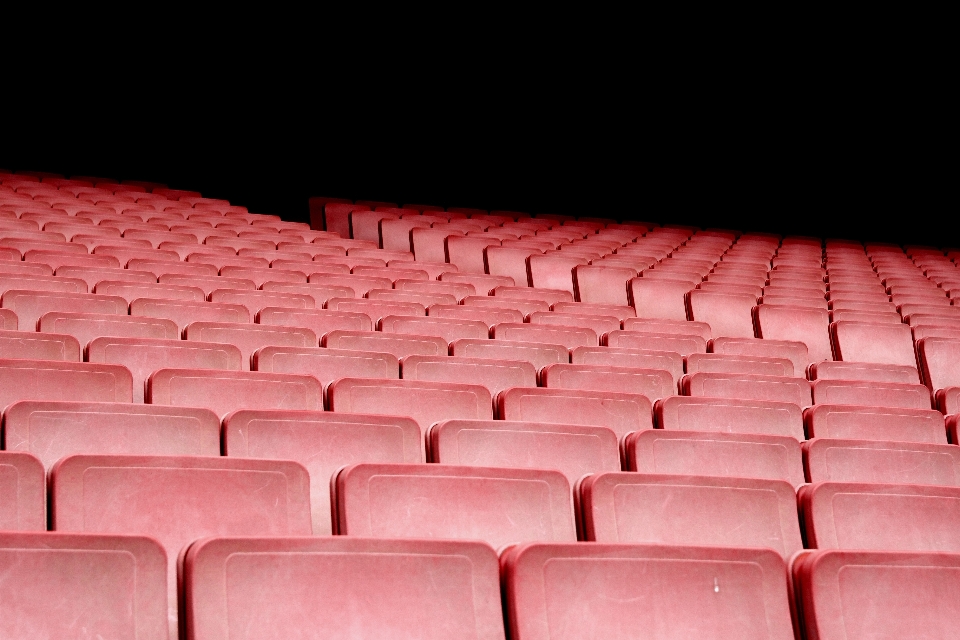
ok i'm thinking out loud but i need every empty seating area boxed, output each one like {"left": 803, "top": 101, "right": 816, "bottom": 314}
{"left": 3, "top": 168, "right": 960, "bottom": 636}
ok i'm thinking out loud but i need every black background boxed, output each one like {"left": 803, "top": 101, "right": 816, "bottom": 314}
{"left": 2, "top": 54, "right": 951, "bottom": 248}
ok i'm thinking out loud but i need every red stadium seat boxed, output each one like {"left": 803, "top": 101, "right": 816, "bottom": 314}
{"left": 379, "top": 315, "right": 488, "bottom": 343}
{"left": 485, "top": 246, "right": 533, "bottom": 285}
{"left": 335, "top": 463, "right": 575, "bottom": 549}
{"left": 328, "top": 378, "right": 492, "bottom": 438}
{"left": 801, "top": 482, "right": 960, "bottom": 551}
{"left": 93, "top": 280, "right": 205, "bottom": 305}
{"left": 257, "top": 306, "right": 371, "bottom": 336}
{"left": 254, "top": 345, "right": 398, "bottom": 390}
{"left": 494, "top": 285, "right": 573, "bottom": 305}
{"left": 450, "top": 338, "right": 568, "bottom": 372}
{"left": 147, "top": 369, "right": 322, "bottom": 418}
{"left": 685, "top": 352, "right": 796, "bottom": 377}
{"left": 622, "top": 317, "right": 712, "bottom": 340}
{"left": 183, "top": 537, "right": 504, "bottom": 640}
{"left": 223, "top": 410, "right": 422, "bottom": 534}
{"left": 368, "top": 287, "right": 458, "bottom": 307}
{"left": 803, "top": 438, "right": 960, "bottom": 485}
{"left": 325, "top": 298, "right": 425, "bottom": 323}
{"left": 38, "top": 312, "right": 179, "bottom": 348}
{"left": 604, "top": 330, "right": 707, "bottom": 356}
{"left": 493, "top": 322, "right": 598, "bottom": 349}
{"left": 259, "top": 281, "right": 355, "bottom": 306}
{"left": 656, "top": 395, "right": 805, "bottom": 439}
{"left": 811, "top": 379, "right": 932, "bottom": 409}
{"left": 324, "top": 330, "right": 447, "bottom": 359}
{"left": 794, "top": 549, "right": 960, "bottom": 640}
{"left": 0, "top": 359, "right": 132, "bottom": 410}
{"left": 687, "top": 290, "right": 758, "bottom": 338}
{"left": 0, "top": 273, "right": 87, "bottom": 296}
{"left": 1, "top": 290, "right": 127, "bottom": 330}
{"left": 427, "top": 303, "right": 523, "bottom": 328}
{"left": 402, "top": 355, "right": 537, "bottom": 397}
{"left": 462, "top": 294, "right": 550, "bottom": 317}
{"left": 504, "top": 543, "right": 794, "bottom": 640}
{"left": 0, "top": 452, "right": 45, "bottom": 530}
{"left": 808, "top": 360, "right": 919, "bottom": 384}
{"left": 4, "top": 400, "right": 219, "bottom": 471}
{"left": 0, "top": 329, "right": 80, "bottom": 361}
{"left": 754, "top": 304, "right": 833, "bottom": 364}
{"left": 439, "top": 271, "right": 514, "bottom": 294}
{"left": 580, "top": 473, "right": 803, "bottom": 557}
{"left": 571, "top": 346, "right": 683, "bottom": 387}
{"left": 831, "top": 320, "right": 918, "bottom": 369}
{"left": 183, "top": 321, "right": 316, "bottom": 370}
{"left": 0, "top": 532, "right": 167, "bottom": 639}
{"left": 625, "top": 430, "right": 804, "bottom": 487}
{"left": 682, "top": 371, "right": 811, "bottom": 406}
{"left": 51, "top": 454, "right": 312, "bottom": 637}
{"left": 527, "top": 254, "right": 585, "bottom": 294}
{"left": 498, "top": 387, "right": 653, "bottom": 442}
{"left": 541, "top": 363, "right": 674, "bottom": 400}
{"left": 527, "top": 311, "right": 620, "bottom": 337}
{"left": 805, "top": 404, "right": 946, "bottom": 443}
{"left": 130, "top": 298, "right": 250, "bottom": 332}
{"left": 572, "top": 264, "right": 634, "bottom": 305}
{"left": 708, "top": 336, "right": 809, "bottom": 375}
{"left": 429, "top": 420, "right": 620, "bottom": 488}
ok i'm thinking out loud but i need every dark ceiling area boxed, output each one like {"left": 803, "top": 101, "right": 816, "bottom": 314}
{"left": 1, "top": 100, "right": 950, "bottom": 248}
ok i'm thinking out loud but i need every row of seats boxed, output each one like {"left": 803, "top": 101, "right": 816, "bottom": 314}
{"left": 11, "top": 529, "right": 948, "bottom": 639}
{"left": 6, "top": 171, "right": 960, "bottom": 637}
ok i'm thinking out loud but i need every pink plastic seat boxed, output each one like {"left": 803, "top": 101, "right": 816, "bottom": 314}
{"left": 462, "top": 295, "right": 550, "bottom": 317}
{"left": 402, "top": 355, "right": 537, "bottom": 397}
{"left": 685, "top": 352, "right": 796, "bottom": 377}
{"left": 811, "top": 379, "right": 932, "bottom": 409}
{"left": 655, "top": 395, "right": 805, "bottom": 439}
{"left": 604, "top": 330, "right": 706, "bottom": 356}
{"left": 709, "top": 336, "right": 810, "bottom": 375}
{"left": 504, "top": 543, "right": 794, "bottom": 640}
{"left": 0, "top": 532, "right": 168, "bottom": 639}
{"left": 223, "top": 410, "right": 422, "bottom": 534}
{"left": 682, "top": 371, "right": 812, "bottom": 406}
{"left": 831, "top": 320, "right": 918, "bottom": 369}
{"left": 0, "top": 452, "right": 45, "bottom": 530}
{"left": 621, "top": 317, "right": 711, "bottom": 340}
{"left": 147, "top": 369, "right": 322, "bottom": 418}
{"left": 379, "top": 315, "right": 488, "bottom": 343}
{"left": 253, "top": 345, "right": 398, "bottom": 390}
{"left": 580, "top": 472, "right": 803, "bottom": 557}
{"left": 808, "top": 360, "right": 919, "bottom": 384}
{"left": 541, "top": 363, "right": 674, "bottom": 400}
{"left": 572, "top": 264, "right": 634, "bottom": 305}
{"left": 0, "top": 359, "right": 132, "bottom": 410}
{"left": 38, "top": 312, "right": 179, "bottom": 348}
{"left": 4, "top": 400, "right": 220, "bottom": 470}
{"left": 494, "top": 285, "right": 573, "bottom": 305}
{"left": 801, "top": 482, "right": 960, "bottom": 552}
{"left": 130, "top": 297, "right": 250, "bottom": 331}
{"left": 335, "top": 463, "right": 575, "bottom": 549}
{"left": 625, "top": 430, "right": 804, "bottom": 487}
{"left": 0, "top": 329, "right": 80, "bottom": 361}
{"left": 493, "top": 322, "right": 597, "bottom": 349}
{"left": 527, "top": 311, "right": 620, "bottom": 338}
{"left": 427, "top": 303, "right": 523, "bottom": 328}
{"left": 429, "top": 419, "right": 619, "bottom": 486}
{"left": 328, "top": 378, "right": 492, "bottom": 439}
{"left": 570, "top": 346, "right": 683, "bottom": 387}
{"left": 450, "top": 338, "right": 568, "bottom": 372}
{"left": 325, "top": 297, "right": 425, "bottom": 323}
{"left": 687, "top": 290, "right": 758, "bottom": 338}
{"left": 93, "top": 280, "right": 205, "bottom": 304}
{"left": 183, "top": 321, "right": 315, "bottom": 370}
{"left": 439, "top": 271, "right": 514, "bottom": 294}
{"left": 1, "top": 290, "right": 127, "bottom": 330}
{"left": 182, "top": 536, "right": 504, "bottom": 640}
{"left": 794, "top": 549, "right": 960, "bottom": 640}
{"left": 51, "top": 454, "right": 312, "bottom": 638}
{"left": 803, "top": 438, "right": 960, "bottom": 485}
{"left": 208, "top": 288, "right": 314, "bottom": 317}
{"left": 804, "top": 404, "right": 946, "bottom": 443}
{"left": 323, "top": 330, "right": 446, "bottom": 359}
{"left": 498, "top": 387, "right": 653, "bottom": 442}
{"left": 754, "top": 304, "right": 832, "bottom": 364}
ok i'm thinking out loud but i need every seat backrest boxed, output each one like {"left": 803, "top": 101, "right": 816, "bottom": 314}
{"left": 0, "top": 532, "right": 168, "bottom": 640}
{"left": 493, "top": 322, "right": 598, "bottom": 349}
{"left": 682, "top": 371, "right": 812, "bottom": 406}
{"left": 335, "top": 463, "right": 575, "bottom": 550}
{"left": 0, "top": 359, "right": 132, "bottom": 410}
{"left": 541, "top": 363, "right": 675, "bottom": 400}
{"left": 918, "top": 337, "right": 960, "bottom": 392}
{"left": 498, "top": 387, "right": 653, "bottom": 442}
{"left": 811, "top": 379, "right": 932, "bottom": 410}
{"left": 0, "top": 452, "right": 45, "bottom": 531}
{"left": 708, "top": 336, "right": 809, "bottom": 376}
{"left": 379, "top": 315, "right": 488, "bottom": 343}
{"left": 804, "top": 404, "right": 946, "bottom": 443}
{"left": 130, "top": 298, "right": 250, "bottom": 332}
{"left": 580, "top": 472, "right": 803, "bottom": 558}
{"left": 0, "top": 329, "right": 80, "bottom": 361}
{"left": 794, "top": 549, "right": 960, "bottom": 640}
{"left": 223, "top": 409, "right": 422, "bottom": 535}
{"left": 808, "top": 361, "right": 921, "bottom": 384}
{"left": 2, "top": 290, "right": 127, "bottom": 330}
{"left": 687, "top": 290, "right": 758, "bottom": 339}
{"left": 803, "top": 438, "right": 960, "bottom": 485}
{"left": 802, "top": 482, "right": 960, "bottom": 552}
{"left": 328, "top": 378, "right": 493, "bottom": 439}
{"left": 4, "top": 401, "right": 220, "bottom": 471}
{"left": 147, "top": 369, "right": 322, "bottom": 418}
{"left": 831, "top": 320, "right": 917, "bottom": 367}
{"left": 51, "top": 454, "right": 312, "bottom": 638}
{"left": 183, "top": 536, "right": 505, "bottom": 640}
{"left": 450, "top": 339, "right": 568, "bottom": 372}
{"left": 402, "top": 355, "right": 537, "bottom": 398}
{"left": 754, "top": 304, "right": 833, "bottom": 363}
{"left": 253, "top": 345, "right": 398, "bottom": 390}
{"left": 625, "top": 430, "right": 804, "bottom": 487}
{"left": 429, "top": 419, "right": 620, "bottom": 487}
{"left": 183, "top": 321, "right": 316, "bottom": 370}
{"left": 323, "top": 330, "right": 446, "bottom": 359}
{"left": 656, "top": 395, "right": 805, "bottom": 439}
{"left": 685, "top": 352, "right": 796, "bottom": 377}
{"left": 504, "top": 542, "right": 794, "bottom": 640}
